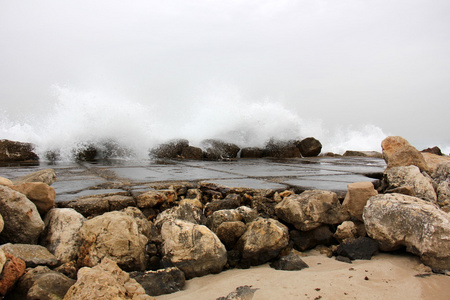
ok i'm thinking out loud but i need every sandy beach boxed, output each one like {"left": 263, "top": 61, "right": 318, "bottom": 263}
{"left": 155, "top": 251, "right": 450, "bottom": 300}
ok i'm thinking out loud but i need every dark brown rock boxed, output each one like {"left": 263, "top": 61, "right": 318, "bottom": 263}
{"left": 150, "top": 139, "right": 189, "bottom": 159}
{"left": 201, "top": 139, "right": 240, "bottom": 160}
{"left": 422, "top": 146, "right": 442, "bottom": 156}
{"left": 263, "top": 139, "right": 300, "bottom": 158}
{"left": 130, "top": 267, "right": 185, "bottom": 296}
{"left": 204, "top": 194, "right": 241, "bottom": 217}
{"left": 296, "top": 137, "right": 322, "bottom": 157}
{"left": 240, "top": 147, "right": 263, "bottom": 158}
{"left": 336, "top": 237, "right": 379, "bottom": 260}
{"left": 216, "top": 221, "right": 247, "bottom": 250}
{"left": 270, "top": 250, "right": 309, "bottom": 271}
{"left": 181, "top": 146, "right": 203, "bottom": 160}
{"left": 0, "top": 139, "right": 39, "bottom": 162}
{"left": 290, "top": 226, "right": 335, "bottom": 251}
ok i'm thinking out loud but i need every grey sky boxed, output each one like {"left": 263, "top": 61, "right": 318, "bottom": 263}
{"left": 1, "top": 0, "right": 449, "bottom": 150}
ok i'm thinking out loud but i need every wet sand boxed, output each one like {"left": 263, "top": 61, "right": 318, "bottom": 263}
{"left": 155, "top": 252, "right": 450, "bottom": 300}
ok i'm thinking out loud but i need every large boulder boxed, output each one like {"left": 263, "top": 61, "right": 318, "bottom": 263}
{"left": 0, "top": 139, "right": 39, "bottom": 162}
{"left": 63, "top": 258, "right": 153, "bottom": 300}
{"left": 130, "top": 267, "right": 185, "bottom": 296}
{"left": 363, "top": 193, "right": 450, "bottom": 271}
{"left": 384, "top": 165, "right": 437, "bottom": 202}
{"left": 180, "top": 146, "right": 203, "bottom": 160}
{"left": 342, "top": 182, "right": 378, "bottom": 221}
{"left": 0, "top": 253, "right": 26, "bottom": 296}
{"left": 381, "top": 136, "right": 428, "bottom": 172}
{"left": 154, "top": 203, "right": 204, "bottom": 229}
{"left": 62, "top": 194, "right": 134, "bottom": 218}
{"left": 240, "top": 147, "right": 264, "bottom": 158}
{"left": 275, "top": 190, "right": 349, "bottom": 231}
{"left": 336, "top": 237, "right": 379, "bottom": 260}
{"left": 150, "top": 139, "right": 189, "bottom": 159}
{"left": 160, "top": 219, "right": 227, "bottom": 279}
{"left": 263, "top": 139, "right": 301, "bottom": 158}
{"left": 0, "top": 243, "right": 59, "bottom": 268}
{"left": 236, "top": 218, "right": 289, "bottom": 266}
{"left": 216, "top": 221, "right": 247, "bottom": 250}
{"left": 295, "top": 137, "right": 322, "bottom": 157}
{"left": 201, "top": 139, "right": 240, "bottom": 160}
{"left": 12, "top": 168, "right": 57, "bottom": 186}
{"left": 40, "top": 208, "right": 86, "bottom": 263}
{"left": 206, "top": 209, "right": 243, "bottom": 233}
{"left": 0, "top": 185, "right": 45, "bottom": 244}
{"left": 77, "top": 211, "right": 148, "bottom": 272}
{"left": 12, "top": 182, "right": 56, "bottom": 215}
{"left": 290, "top": 225, "right": 335, "bottom": 251}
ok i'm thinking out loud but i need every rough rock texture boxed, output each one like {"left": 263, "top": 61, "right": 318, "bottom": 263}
{"left": 201, "top": 139, "right": 240, "bottom": 160}
{"left": 62, "top": 194, "right": 134, "bottom": 217}
{"left": 263, "top": 139, "right": 300, "bottom": 158}
{"left": 343, "top": 151, "right": 383, "bottom": 158}
{"left": 237, "top": 218, "right": 289, "bottom": 266}
{"left": 40, "top": 208, "right": 86, "bottom": 263}
{"left": 422, "top": 152, "right": 450, "bottom": 180}
{"left": 240, "top": 147, "right": 263, "bottom": 158}
{"left": 154, "top": 203, "right": 204, "bottom": 229}
{"left": 150, "top": 139, "right": 189, "bottom": 159}
{"left": 77, "top": 211, "right": 148, "bottom": 272}
{"left": 0, "top": 176, "right": 13, "bottom": 187}
{"left": 290, "top": 226, "right": 335, "bottom": 251}
{"left": 160, "top": 219, "right": 227, "bottom": 279}
{"left": 181, "top": 146, "right": 203, "bottom": 160}
{"left": 422, "top": 146, "right": 443, "bottom": 156}
{"left": 204, "top": 193, "right": 241, "bottom": 217}
{"left": 216, "top": 221, "right": 247, "bottom": 250}
{"left": 12, "top": 168, "right": 57, "bottom": 186}
{"left": 296, "top": 137, "right": 322, "bottom": 157}
{"left": 437, "top": 181, "right": 450, "bottom": 210}
{"left": 0, "top": 243, "right": 59, "bottom": 268}
{"left": 0, "top": 139, "right": 39, "bottom": 162}
{"left": 0, "top": 185, "right": 45, "bottom": 244}
{"left": 130, "top": 267, "right": 185, "bottom": 296}
{"left": 270, "top": 250, "right": 309, "bottom": 271}
{"left": 363, "top": 193, "right": 450, "bottom": 270}
{"left": 63, "top": 258, "right": 153, "bottom": 300}
{"left": 0, "top": 253, "right": 26, "bottom": 296}
{"left": 384, "top": 166, "right": 437, "bottom": 202}
{"left": 336, "top": 237, "right": 379, "bottom": 260}
{"left": 275, "top": 190, "right": 349, "bottom": 231}
{"left": 12, "top": 182, "right": 56, "bottom": 215}
{"left": 137, "top": 190, "right": 176, "bottom": 209}
{"left": 381, "top": 136, "right": 429, "bottom": 172}
{"left": 343, "top": 182, "right": 378, "bottom": 221}
{"left": 334, "top": 221, "right": 359, "bottom": 243}
{"left": 251, "top": 195, "right": 277, "bottom": 218}
{"left": 217, "top": 286, "right": 259, "bottom": 300}
{"left": 206, "top": 209, "right": 243, "bottom": 233}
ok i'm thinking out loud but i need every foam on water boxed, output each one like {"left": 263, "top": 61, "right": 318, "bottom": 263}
{"left": 1, "top": 85, "right": 390, "bottom": 161}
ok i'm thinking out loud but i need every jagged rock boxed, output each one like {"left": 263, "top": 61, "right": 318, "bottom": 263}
{"left": 77, "top": 211, "right": 148, "bottom": 272}
{"left": 343, "top": 150, "right": 383, "bottom": 158}
{"left": 422, "top": 152, "right": 450, "bottom": 181}
{"left": 216, "top": 221, "right": 247, "bottom": 250}
{"left": 334, "top": 221, "right": 359, "bottom": 243}
{"left": 384, "top": 166, "right": 437, "bottom": 202}
{"left": 0, "top": 243, "right": 59, "bottom": 268}
{"left": 217, "top": 285, "right": 259, "bottom": 300}
{"left": 422, "top": 146, "right": 443, "bottom": 156}
{"left": 0, "top": 176, "right": 13, "bottom": 187}
{"left": 437, "top": 181, "right": 450, "bottom": 208}
{"left": 160, "top": 219, "right": 227, "bottom": 279}
{"left": 181, "top": 146, "right": 203, "bottom": 160}
{"left": 0, "top": 185, "right": 45, "bottom": 244}
{"left": 64, "top": 258, "right": 153, "bottom": 300}
{"left": 237, "top": 218, "right": 289, "bottom": 266}
{"left": 0, "top": 139, "right": 39, "bottom": 162}
{"left": 154, "top": 203, "right": 205, "bottom": 229}
{"left": 0, "top": 253, "right": 26, "bottom": 296}
{"left": 342, "top": 182, "right": 378, "bottom": 221}
{"left": 54, "top": 261, "right": 79, "bottom": 280}
{"left": 275, "top": 190, "right": 349, "bottom": 231}
{"left": 130, "top": 267, "right": 185, "bottom": 296}
{"left": 236, "top": 206, "right": 258, "bottom": 223}
{"left": 201, "top": 139, "right": 240, "bottom": 160}
{"left": 263, "top": 139, "right": 300, "bottom": 158}
{"left": 206, "top": 209, "right": 243, "bottom": 233}
{"left": 12, "top": 182, "right": 56, "bottom": 215}
{"left": 251, "top": 195, "right": 277, "bottom": 218}
{"left": 12, "top": 168, "right": 57, "bottom": 186}
{"left": 137, "top": 189, "right": 176, "bottom": 209}
{"left": 204, "top": 193, "right": 241, "bottom": 217}
{"left": 296, "top": 137, "right": 322, "bottom": 157}
{"left": 336, "top": 237, "right": 379, "bottom": 260}
{"left": 363, "top": 193, "right": 450, "bottom": 271}
{"left": 40, "top": 208, "right": 85, "bottom": 263}
{"left": 62, "top": 195, "right": 134, "bottom": 217}
{"left": 270, "top": 250, "right": 309, "bottom": 270}
{"left": 150, "top": 139, "right": 189, "bottom": 159}
{"left": 240, "top": 147, "right": 263, "bottom": 158}
{"left": 381, "top": 136, "right": 429, "bottom": 172}
{"left": 290, "top": 225, "right": 335, "bottom": 251}
{"left": 8, "top": 266, "right": 75, "bottom": 300}
{"left": 122, "top": 207, "right": 157, "bottom": 241}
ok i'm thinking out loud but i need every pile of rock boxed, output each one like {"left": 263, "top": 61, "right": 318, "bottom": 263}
{"left": 0, "top": 135, "right": 449, "bottom": 299}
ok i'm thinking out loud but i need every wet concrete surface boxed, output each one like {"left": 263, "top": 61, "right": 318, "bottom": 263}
{"left": 0, "top": 157, "right": 386, "bottom": 202}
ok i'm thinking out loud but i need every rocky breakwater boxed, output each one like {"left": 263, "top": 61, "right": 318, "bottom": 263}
{"left": 0, "top": 135, "right": 449, "bottom": 299}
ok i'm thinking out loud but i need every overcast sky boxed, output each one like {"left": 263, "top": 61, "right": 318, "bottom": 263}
{"left": 1, "top": 0, "right": 449, "bottom": 150}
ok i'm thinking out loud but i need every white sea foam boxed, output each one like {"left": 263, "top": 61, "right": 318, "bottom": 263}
{"left": 1, "top": 85, "right": 390, "bottom": 161}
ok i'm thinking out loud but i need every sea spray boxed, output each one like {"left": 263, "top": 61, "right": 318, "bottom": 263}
{"left": 1, "top": 85, "right": 389, "bottom": 161}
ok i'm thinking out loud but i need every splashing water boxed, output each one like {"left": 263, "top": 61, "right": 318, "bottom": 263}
{"left": 1, "top": 85, "right": 389, "bottom": 161}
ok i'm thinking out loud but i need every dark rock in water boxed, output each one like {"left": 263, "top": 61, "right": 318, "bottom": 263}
{"left": 336, "top": 237, "right": 379, "bottom": 260}
{"left": 201, "top": 139, "right": 240, "bottom": 160}
{"left": 263, "top": 139, "right": 300, "bottom": 158}
{"left": 240, "top": 147, "right": 264, "bottom": 158}
{"left": 290, "top": 226, "right": 336, "bottom": 251}
{"left": 296, "top": 137, "right": 322, "bottom": 157}
{"left": 130, "top": 267, "right": 185, "bottom": 296}
{"left": 150, "top": 139, "right": 189, "bottom": 159}
{"left": 217, "top": 285, "right": 259, "bottom": 300}
{"left": 343, "top": 150, "right": 383, "bottom": 158}
{"left": 0, "top": 139, "right": 39, "bottom": 162}
{"left": 422, "top": 146, "right": 442, "bottom": 156}
{"left": 204, "top": 194, "right": 241, "bottom": 217}
{"left": 270, "top": 250, "right": 309, "bottom": 271}
{"left": 181, "top": 145, "right": 203, "bottom": 160}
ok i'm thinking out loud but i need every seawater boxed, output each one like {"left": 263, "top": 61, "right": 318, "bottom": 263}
{"left": 2, "top": 85, "right": 391, "bottom": 161}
